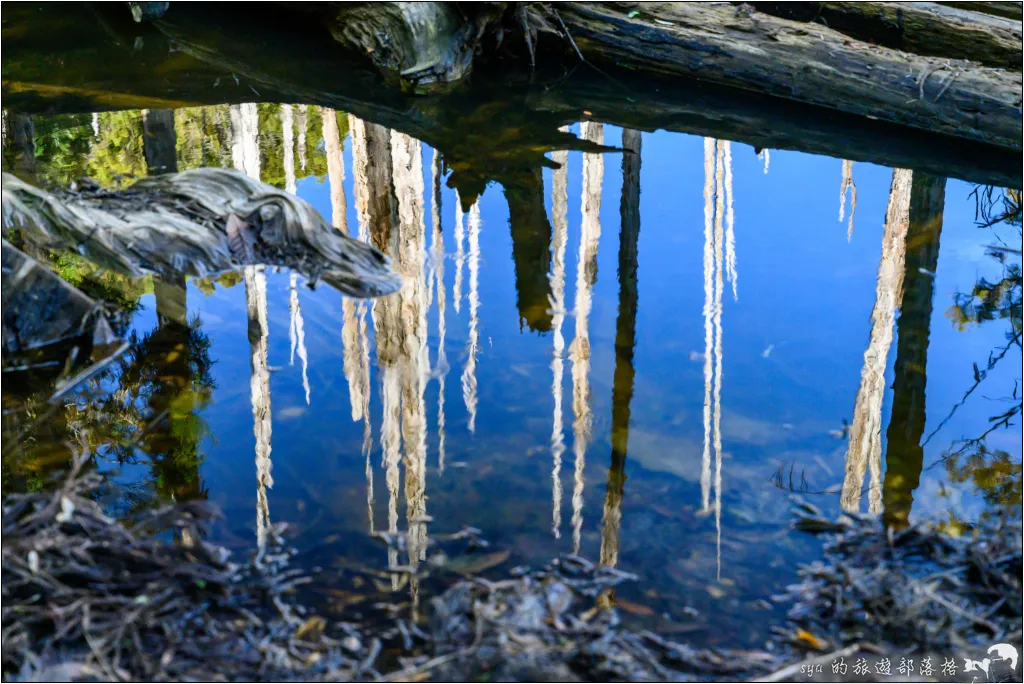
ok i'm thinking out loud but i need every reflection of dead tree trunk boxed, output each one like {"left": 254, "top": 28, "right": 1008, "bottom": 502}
{"left": 883, "top": 174, "right": 945, "bottom": 530}
{"left": 296, "top": 104, "right": 307, "bottom": 173}
{"left": 506, "top": 168, "right": 554, "bottom": 332}
{"left": 247, "top": 265, "right": 273, "bottom": 557}
{"left": 549, "top": 132, "right": 569, "bottom": 540}
{"left": 281, "top": 104, "right": 296, "bottom": 194}
{"left": 712, "top": 140, "right": 727, "bottom": 579}
{"left": 324, "top": 109, "right": 347, "bottom": 231}
{"left": 840, "top": 160, "right": 857, "bottom": 241}
{"left": 142, "top": 108, "right": 178, "bottom": 175}
{"left": 453, "top": 192, "right": 466, "bottom": 313}
{"left": 391, "top": 132, "right": 430, "bottom": 598}
{"left": 723, "top": 141, "right": 737, "bottom": 301}
{"left": 570, "top": 121, "right": 603, "bottom": 555}
{"left": 842, "top": 168, "right": 914, "bottom": 514}
{"left": 231, "top": 102, "right": 274, "bottom": 555}
{"left": 145, "top": 108, "right": 186, "bottom": 327}
{"left": 461, "top": 200, "right": 481, "bottom": 434}
{"left": 326, "top": 108, "right": 366, "bottom": 422}
{"left": 701, "top": 138, "right": 729, "bottom": 578}
{"left": 701, "top": 140, "right": 715, "bottom": 512}
{"left": 282, "top": 103, "right": 310, "bottom": 405}
{"left": 349, "top": 117, "right": 396, "bottom": 253}
{"left": 430, "top": 149, "right": 448, "bottom": 474}
{"left": 153, "top": 273, "right": 188, "bottom": 327}
{"left": 353, "top": 114, "right": 403, "bottom": 578}
{"left": 600, "top": 128, "right": 641, "bottom": 568}
{"left": 330, "top": 109, "right": 375, "bottom": 530}
{"left": 6, "top": 113, "right": 36, "bottom": 183}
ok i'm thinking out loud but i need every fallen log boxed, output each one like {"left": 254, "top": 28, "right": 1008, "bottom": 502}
{"left": 542, "top": 2, "right": 1022, "bottom": 149}
{"left": 1, "top": 2, "right": 1020, "bottom": 194}
{"left": 938, "top": 1, "right": 1023, "bottom": 21}
{"left": 747, "top": 2, "right": 1022, "bottom": 69}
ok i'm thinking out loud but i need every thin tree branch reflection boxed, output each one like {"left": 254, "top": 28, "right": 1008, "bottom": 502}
{"left": 724, "top": 140, "right": 738, "bottom": 301}
{"left": 840, "top": 159, "right": 857, "bottom": 242}
{"left": 549, "top": 134, "right": 569, "bottom": 540}
{"left": 454, "top": 191, "right": 466, "bottom": 314}
{"left": 430, "top": 149, "right": 449, "bottom": 474}
{"left": 296, "top": 104, "right": 307, "bottom": 173}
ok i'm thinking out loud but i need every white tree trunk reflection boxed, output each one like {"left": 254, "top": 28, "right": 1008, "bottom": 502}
{"left": 570, "top": 121, "right": 603, "bottom": 554}
{"left": 842, "top": 169, "right": 913, "bottom": 514}
{"left": 549, "top": 134, "right": 569, "bottom": 540}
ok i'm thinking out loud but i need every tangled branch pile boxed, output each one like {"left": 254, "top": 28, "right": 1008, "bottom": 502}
{"left": 1, "top": 467, "right": 372, "bottom": 682}
{"left": 781, "top": 500, "right": 1023, "bottom": 653}
{"left": 4, "top": 470, "right": 1020, "bottom": 682}
{"left": 1, "top": 468, "right": 781, "bottom": 682}
{"left": 413, "top": 555, "right": 775, "bottom": 682}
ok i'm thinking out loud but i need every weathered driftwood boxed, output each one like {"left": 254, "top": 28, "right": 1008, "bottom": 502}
{"left": 543, "top": 2, "right": 1021, "bottom": 150}
{"left": 747, "top": 2, "right": 1022, "bottom": 69}
{"left": 326, "top": 2, "right": 507, "bottom": 87}
{"left": 1, "top": 169, "right": 402, "bottom": 298}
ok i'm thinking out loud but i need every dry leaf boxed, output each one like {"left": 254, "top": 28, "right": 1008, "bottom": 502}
{"left": 795, "top": 629, "right": 826, "bottom": 650}
{"left": 295, "top": 616, "right": 326, "bottom": 641}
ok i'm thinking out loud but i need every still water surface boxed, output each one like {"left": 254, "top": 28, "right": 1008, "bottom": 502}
{"left": 3, "top": 104, "right": 1021, "bottom": 647}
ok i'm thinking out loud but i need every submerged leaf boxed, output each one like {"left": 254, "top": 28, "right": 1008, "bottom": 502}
{"left": 442, "top": 549, "right": 511, "bottom": 576}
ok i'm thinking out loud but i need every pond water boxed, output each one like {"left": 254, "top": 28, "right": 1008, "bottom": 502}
{"left": 3, "top": 41, "right": 1022, "bottom": 651}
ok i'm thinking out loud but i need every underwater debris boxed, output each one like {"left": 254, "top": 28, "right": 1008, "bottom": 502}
{"left": 4, "top": 470, "right": 1021, "bottom": 682}
{"left": 779, "top": 501, "right": 1023, "bottom": 655}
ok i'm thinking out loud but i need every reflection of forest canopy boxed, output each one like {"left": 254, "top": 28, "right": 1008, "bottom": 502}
{"left": 27, "top": 111, "right": 147, "bottom": 187}
{"left": 1, "top": 101, "right": 349, "bottom": 509}
{"left": 13, "top": 103, "right": 341, "bottom": 188}
{"left": 2, "top": 313, "right": 216, "bottom": 507}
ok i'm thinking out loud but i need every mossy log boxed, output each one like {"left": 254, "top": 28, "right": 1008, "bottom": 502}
{"left": 544, "top": 2, "right": 1021, "bottom": 150}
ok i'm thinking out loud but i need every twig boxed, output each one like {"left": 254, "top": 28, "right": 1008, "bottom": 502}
{"left": 757, "top": 643, "right": 865, "bottom": 682}
{"left": 918, "top": 586, "right": 999, "bottom": 635}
